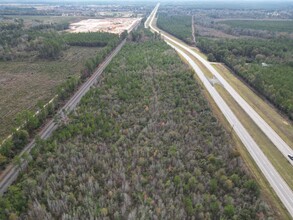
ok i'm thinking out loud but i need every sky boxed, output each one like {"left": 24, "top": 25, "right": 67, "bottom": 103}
{"left": 1, "top": 0, "right": 292, "bottom": 2}
{"left": 1, "top": 0, "right": 293, "bottom": 7}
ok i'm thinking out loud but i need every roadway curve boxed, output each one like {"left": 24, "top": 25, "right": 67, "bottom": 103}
{"left": 0, "top": 39, "right": 127, "bottom": 195}
{"left": 147, "top": 3, "right": 293, "bottom": 217}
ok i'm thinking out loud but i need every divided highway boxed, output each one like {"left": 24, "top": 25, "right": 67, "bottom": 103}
{"left": 147, "top": 3, "right": 293, "bottom": 217}
{"left": 187, "top": 49, "right": 293, "bottom": 164}
{"left": 150, "top": 4, "right": 293, "bottom": 166}
{"left": 0, "top": 39, "right": 127, "bottom": 195}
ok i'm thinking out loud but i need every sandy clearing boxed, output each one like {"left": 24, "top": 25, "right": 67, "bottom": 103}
{"left": 68, "top": 17, "right": 142, "bottom": 35}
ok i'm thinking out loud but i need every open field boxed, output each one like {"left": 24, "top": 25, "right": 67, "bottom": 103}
{"left": 219, "top": 20, "right": 293, "bottom": 33}
{"left": 68, "top": 18, "right": 142, "bottom": 34}
{"left": 0, "top": 46, "right": 103, "bottom": 140}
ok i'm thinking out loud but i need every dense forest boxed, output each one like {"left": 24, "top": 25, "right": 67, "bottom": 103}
{"left": 219, "top": 20, "right": 293, "bottom": 33}
{"left": 194, "top": 16, "right": 293, "bottom": 39}
{"left": 0, "top": 29, "right": 275, "bottom": 219}
{"left": 197, "top": 37, "right": 293, "bottom": 120}
{"left": 64, "top": 32, "right": 120, "bottom": 47}
{"left": 0, "top": 7, "right": 60, "bottom": 16}
{"left": 157, "top": 13, "right": 193, "bottom": 44}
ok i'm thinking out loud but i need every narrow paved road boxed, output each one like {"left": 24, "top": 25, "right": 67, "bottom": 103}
{"left": 147, "top": 3, "right": 293, "bottom": 217}
{"left": 0, "top": 39, "right": 127, "bottom": 195}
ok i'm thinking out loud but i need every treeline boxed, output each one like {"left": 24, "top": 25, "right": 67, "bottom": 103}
{"left": 34, "top": 32, "right": 66, "bottom": 59}
{"left": 79, "top": 36, "right": 120, "bottom": 80}
{"left": 0, "top": 32, "right": 123, "bottom": 170}
{"left": 193, "top": 15, "right": 293, "bottom": 39}
{"left": 0, "top": 29, "right": 275, "bottom": 219}
{"left": 0, "top": 19, "right": 24, "bottom": 47}
{"left": 0, "top": 7, "right": 60, "bottom": 16}
{"left": 64, "top": 32, "right": 119, "bottom": 47}
{"left": 30, "top": 22, "right": 70, "bottom": 31}
{"left": 0, "top": 17, "right": 120, "bottom": 61}
{"left": 0, "top": 18, "right": 66, "bottom": 61}
{"left": 0, "top": 22, "right": 23, "bottom": 31}
{"left": 219, "top": 20, "right": 293, "bottom": 33}
{"left": 197, "top": 37, "right": 293, "bottom": 119}
{"left": 157, "top": 13, "right": 193, "bottom": 44}
{"left": 35, "top": 32, "right": 119, "bottom": 60}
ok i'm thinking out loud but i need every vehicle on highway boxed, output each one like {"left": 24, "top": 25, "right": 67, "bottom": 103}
{"left": 288, "top": 155, "right": 293, "bottom": 161}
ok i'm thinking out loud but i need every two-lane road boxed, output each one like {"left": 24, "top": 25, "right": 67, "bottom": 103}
{"left": 147, "top": 3, "right": 293, "bottom": 217}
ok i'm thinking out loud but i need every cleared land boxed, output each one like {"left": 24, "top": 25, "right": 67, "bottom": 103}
{"left": 68, "top": 18, "right": 142, "bottom": 34}
{"left": 0, "top": 46, "right": 103, "bottom": 140}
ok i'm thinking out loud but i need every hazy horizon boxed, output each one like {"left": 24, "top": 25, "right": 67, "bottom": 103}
{"left": 1, "top": 0, "right": 292, "bottom": 10}
{"left": 0, "top": 0, "right": 293, "bottom": 2}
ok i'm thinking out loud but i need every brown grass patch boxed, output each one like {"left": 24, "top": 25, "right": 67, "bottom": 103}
{"left": 0, "top": 46, "right": 103, "bottom": 140}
